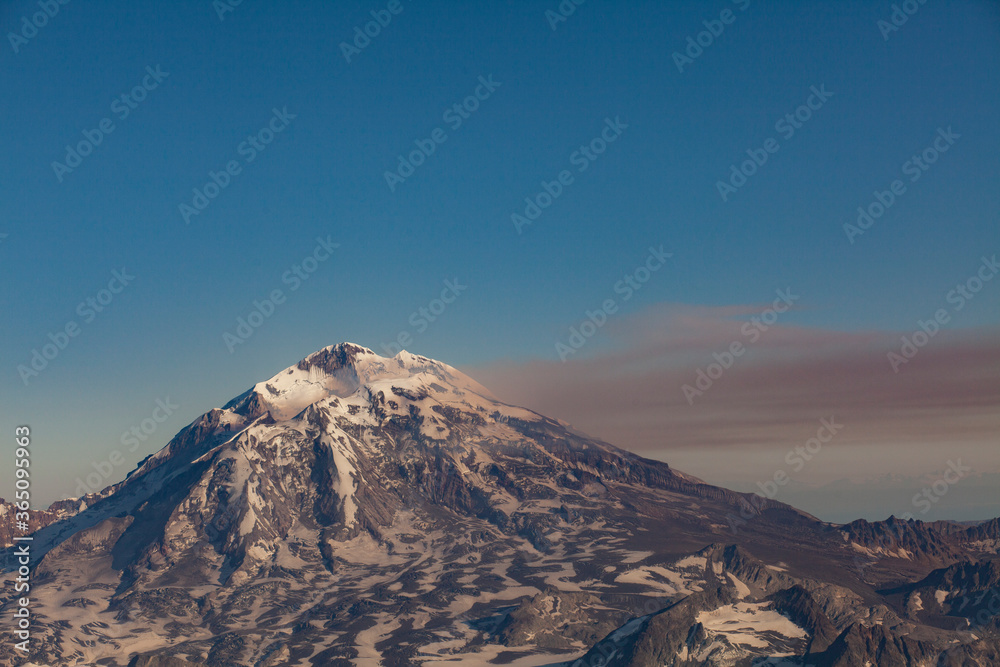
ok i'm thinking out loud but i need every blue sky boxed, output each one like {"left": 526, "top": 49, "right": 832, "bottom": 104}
{"left": 2, "top": 0, "right": 998, "bottom": 514}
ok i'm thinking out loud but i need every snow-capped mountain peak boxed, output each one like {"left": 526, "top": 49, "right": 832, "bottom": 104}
{"left": 6, "top": 343, "right": 998, "bottom": 666}
{"left": 226, "top": 342, "right": 500, "bottom": 422}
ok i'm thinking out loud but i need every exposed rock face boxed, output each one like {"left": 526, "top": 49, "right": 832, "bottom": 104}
{"left": 1, "top": 343, "right": 997, "bottom": 666}
{"left": 881, "top": 558, "right": 1000, "bottom": 634}
{"left": 128, "top": 656, "right": 208, "bottom": 667}
{"left": 768, "top": 584, "right": 840, "bottom": 653}
{"left": 0, "top": 500, "right": 64, "bottom": 549}
{"left": 810, "top": 621, "right": 941, "bottom": 667}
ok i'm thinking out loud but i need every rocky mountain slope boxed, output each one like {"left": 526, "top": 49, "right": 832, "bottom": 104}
{"left": 2, "top": 343, "right": 997, "bottom": 666}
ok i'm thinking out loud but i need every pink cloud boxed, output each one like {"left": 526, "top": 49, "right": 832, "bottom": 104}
{"left": 464, "top": 303, "right": 1000, "bottom": 457}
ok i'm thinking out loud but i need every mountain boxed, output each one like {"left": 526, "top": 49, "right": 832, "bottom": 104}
{"left": 1, "top": 342, "right": 997, "bottom": 666}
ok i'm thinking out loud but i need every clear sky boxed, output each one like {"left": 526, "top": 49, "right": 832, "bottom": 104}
{"left": 2, "top": 0, "right": 998, "bottom": 518}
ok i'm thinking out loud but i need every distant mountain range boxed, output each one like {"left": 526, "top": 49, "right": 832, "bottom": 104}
{"left": 2, "top": 343, "right": 998, "bottom": 666}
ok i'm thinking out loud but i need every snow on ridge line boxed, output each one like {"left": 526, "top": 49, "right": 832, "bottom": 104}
{"left": 249, "top": 342, "right": 502, "bottom": 422}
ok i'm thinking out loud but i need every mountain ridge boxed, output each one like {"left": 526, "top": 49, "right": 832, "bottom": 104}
{"left": 2, "top": 342, "right": 997, "bottom": 666}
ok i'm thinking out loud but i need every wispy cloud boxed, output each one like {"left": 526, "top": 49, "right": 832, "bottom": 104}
{"left": 467, "top": 302, "right": 1000, "bottom": 458}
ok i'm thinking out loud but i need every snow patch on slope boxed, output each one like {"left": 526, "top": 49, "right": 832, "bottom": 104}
{"left": 695, "top": 601, "right": 806, "bottom": 649}
{"left": 322, "top": 435, "right": 359, "bottom": 526}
